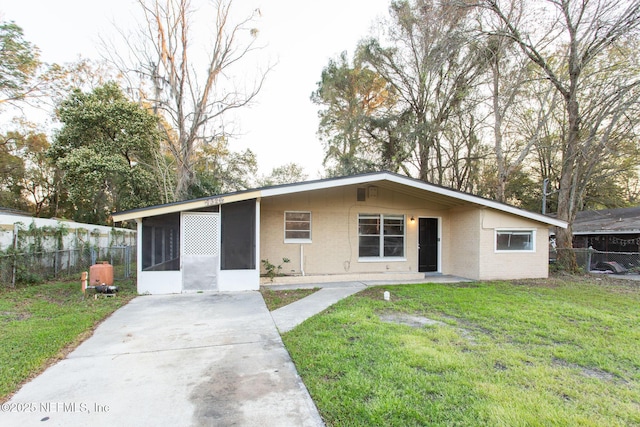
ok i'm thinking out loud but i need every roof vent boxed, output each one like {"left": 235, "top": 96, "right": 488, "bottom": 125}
{"left": 368, "top": 186, "right": 378, "bottom": 199}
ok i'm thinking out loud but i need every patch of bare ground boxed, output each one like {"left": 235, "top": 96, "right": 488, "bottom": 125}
{"left": 0, "top": 311, "right": 31, "bottom": 322}
{"left": 379, "top": 313, "right": 446, "bottom": 328}
{"left": 378, "top": 312, "right": 479, "bottom": 345}
{"left": 552, "top": 357, "right": 624, "bottom": 383}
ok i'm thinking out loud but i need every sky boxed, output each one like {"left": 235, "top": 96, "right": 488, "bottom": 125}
{"left": 1, "top": 0, "right": 391, "bottom": 179}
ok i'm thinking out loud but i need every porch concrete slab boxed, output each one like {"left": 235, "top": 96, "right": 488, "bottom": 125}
{"left": 265, "top": 275, "right": 472, "bottom": 291}
{"left": 362, "top": 275, "right": 473, "bottom": 286}
{"left": 0, "top": 292, "right": 324, "bottom": 427}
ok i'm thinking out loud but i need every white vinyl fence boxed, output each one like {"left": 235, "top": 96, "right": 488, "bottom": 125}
{"left": 0, "top": 215, "right": 136, "bottom": 286}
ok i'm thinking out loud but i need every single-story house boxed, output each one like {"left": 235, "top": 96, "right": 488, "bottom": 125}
{"left": 111, "top": 171, "right": 567, "bottom": 294}
{"left": 571, "top": 206, "right": 640, "bottom": 252}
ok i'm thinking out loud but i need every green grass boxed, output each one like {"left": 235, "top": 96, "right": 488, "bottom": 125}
{"left": 282, "top": 275, "right": 640, "bottom": 426}
{"left": 0, "top": 280, "right": 136, "bottom": 402}
{"left": 260, "top": 286, "right": 320, "bottom": 311}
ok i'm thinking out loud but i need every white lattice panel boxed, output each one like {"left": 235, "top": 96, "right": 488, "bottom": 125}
{"left": 182, "top": 214, "right": 220, "bottom": 256}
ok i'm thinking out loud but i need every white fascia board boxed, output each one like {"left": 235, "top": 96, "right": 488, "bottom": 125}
{"left": 111, "top": 191, "right": 261, "bottom": 222}
{"left": 260, "top": 174, "right": 379, "bottom": 197}
{"left": 382, "top": 173, "right": 568, "bottom": 229}
{"left": 573, "top": 230, "right": 640, "bottom": 235}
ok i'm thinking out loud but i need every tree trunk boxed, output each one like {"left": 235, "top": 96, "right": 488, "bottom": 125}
{"left": 492, "top": 59, "right": 507, "bottom": 203}
{"left": 555, "top": 90, "right": 581, "bottom": 272}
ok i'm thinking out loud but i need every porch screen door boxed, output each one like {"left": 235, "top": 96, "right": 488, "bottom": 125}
{"left": 182, "top": 213, "right": 220, "bottom": 291}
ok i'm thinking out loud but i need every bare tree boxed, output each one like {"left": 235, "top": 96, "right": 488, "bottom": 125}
{"left": 483, "top": 0, "right": 640, "bottom": 270}
{"left": 480, "top": 28, "right": 545, "bottom": 202}
{"left": 107, "top": 0, "right": 268, "bottom": 201}
{"left": 358, "top": 0, "right": 487, "bottom": 186}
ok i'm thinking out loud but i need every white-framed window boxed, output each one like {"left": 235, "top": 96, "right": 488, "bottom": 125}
{"left": 358, "top": 214, "right": 405, "bottom": 259}
{"left": 495, "top": 229, "right": 536, "bottom": 252}
{"left": 284, "top": 211, "right": 312, "bottom": 243}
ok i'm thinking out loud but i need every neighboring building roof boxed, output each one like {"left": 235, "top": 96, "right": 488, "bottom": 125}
{"left": 0, "top": 207, "right": 32, "bottom": 217}
{"left": 572, "top": 206, "right": 640, "bottom": 235}
{"left": 111, "top": 171, "right": 568, "bottom": 228}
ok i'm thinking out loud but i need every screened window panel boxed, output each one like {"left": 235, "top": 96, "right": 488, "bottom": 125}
{"left": 141, "top": 213, "right": 180, "bottom": 271}
{"left": 221, "top": 199, "right": 256, "bottom": 270}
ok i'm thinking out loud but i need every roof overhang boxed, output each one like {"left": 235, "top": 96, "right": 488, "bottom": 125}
{"left": 573, "top": 230, "right": 640, "bottom": 235}
{"left": 111, "top": 191, "right": 261, "bottom": 222}
{"left": 111, "top": 172, "right": 568, "bottom": 228}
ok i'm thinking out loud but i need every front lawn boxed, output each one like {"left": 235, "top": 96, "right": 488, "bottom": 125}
{"left": 0, "top": 280, "right": 136, "bottom": 401}
{"left": 283, "top": 275, "right": 640, "bottom": 426}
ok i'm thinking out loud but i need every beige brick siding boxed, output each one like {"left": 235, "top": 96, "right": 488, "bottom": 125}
{"left": 447, "top": 207, "right": 481, "bottom": 279}
{"left": 260, "top": 185, "right": 449, "bottom": 276}
{"left": 477, "top": 209, "right": 550, "bottom": 280}
{"left": 259, "top": 184, "right": 550, "bottom": 280}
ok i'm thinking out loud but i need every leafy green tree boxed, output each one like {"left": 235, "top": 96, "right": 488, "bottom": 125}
{"left": 258, "top": 163, "right": 308, "bottom": 187}
{"left": 0, "top": 21, "right": 39, "bottom": 107}
{"left": 188, "top": 136, "right": 258, "bottom": 198}
{"left": 51, "top": 83, "right": 165, "bottom": 224}
{"left": 0, "top": 131, "right": 27, "bottom": 209}
{"left": 312, "top": 52, "right": 402, "bottom": 176}
{"left": 0, "top": 20, "right": 81, "bottom": 111}
{"left": 0, "top": 126, "right": 59, "bottom": 215}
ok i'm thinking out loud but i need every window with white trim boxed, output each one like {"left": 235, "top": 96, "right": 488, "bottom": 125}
{"left": 285, "top": 211, "right": 311, "bottom": 242}
{"left": 495, "top": 229, "right": 535, "bottom": 252}
{"left": 358, "top": 214, "right": 405, "bottom": 258}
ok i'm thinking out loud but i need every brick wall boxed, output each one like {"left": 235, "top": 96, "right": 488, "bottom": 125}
{"left": 259, "top": 184, "right": 550, "bottom": 280}
{"left": 260, "top": 185, "right": 449, "bottom": 276}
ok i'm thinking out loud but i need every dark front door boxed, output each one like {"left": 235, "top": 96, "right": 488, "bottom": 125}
{"left": 419, "top": 218, "right": 438, "bottom": 272}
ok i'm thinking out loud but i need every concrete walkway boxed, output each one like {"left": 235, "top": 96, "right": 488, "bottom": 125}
{"left": 270, "top": 275, "right": 469, "bottom": 333}
{"left": 0, "top": 292, "right": 324, "bottom": 427}
{"left": 271, "top": 284, "right": 366, "bottom": 333}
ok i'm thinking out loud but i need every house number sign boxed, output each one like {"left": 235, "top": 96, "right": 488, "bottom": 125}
{"left": 204, "top": 197, "right": 224, "bottom": 206}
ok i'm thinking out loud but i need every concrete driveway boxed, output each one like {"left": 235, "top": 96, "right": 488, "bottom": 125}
{"left": 0, "top": 292, "right": 324, "bottom": 427}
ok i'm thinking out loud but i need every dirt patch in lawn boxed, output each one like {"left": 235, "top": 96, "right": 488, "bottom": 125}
{"left": 0, "top": 311, "right": 31, "bottom": 322}
{"left": 379, "top": 312, "right": 478, "bottom": 345}
{"left": 379, "top": 313, "right": 446, "bottom": 328}
{"left": 552, "top": 357, "right": 622, "bottom": 383}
